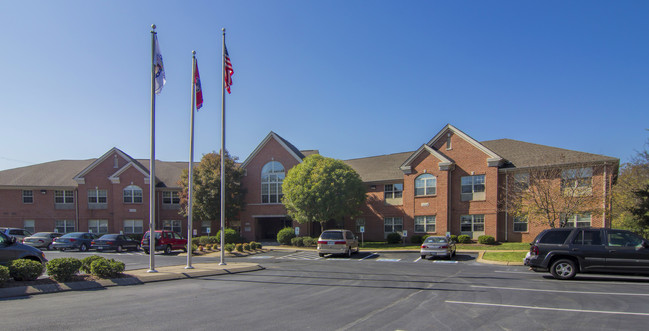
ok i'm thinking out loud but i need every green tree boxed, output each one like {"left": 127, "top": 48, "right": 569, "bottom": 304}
{"left": 178, "top": 151, "right": 246, "bottom": 229}
{"left": 613, "top": 140, "right": 649, "bottom": 236}
{"left": 282, "top": 154, "right": 366, "bottom": 232}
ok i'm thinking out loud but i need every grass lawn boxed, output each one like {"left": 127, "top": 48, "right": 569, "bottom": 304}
{"left": 482, "top": 251, "right": 528, "bottom": 262}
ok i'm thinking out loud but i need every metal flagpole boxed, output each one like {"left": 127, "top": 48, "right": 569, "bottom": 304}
{"left": 219, "top": 28, "right": 226, "bottom": 265}
{"left": 148, "top": 24, "right": 157, "bottom": 273}
{"left": 186, "top": 51, "right": 197, "bottom": 269}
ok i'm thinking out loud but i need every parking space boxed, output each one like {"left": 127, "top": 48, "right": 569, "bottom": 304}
{"left": 243, "top": 250, "right": 479, "bottom": 264}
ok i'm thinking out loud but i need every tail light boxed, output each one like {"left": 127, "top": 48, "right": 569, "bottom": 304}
{"left": 38, "top": 239, "right": 44, "bottom": 243}
{"left": 69, "top": 238, "right": 77, "bottom": 242}
{"left": 21, "top": 238, "right": 25, "bottom": 243}
{"left": 107, "top": 241, "right": 113, "bottom": 245}
{"left": 421, "top": 245, "right": 427, "bottom": 249}
{"left": 91, "top": 241, "right": 96, "bottom": 245}
{"left": 531, "top": 245, "right": 539, "bottom": 256}
{"left": 317, "top": 240, "right": 327, "bottom": 244}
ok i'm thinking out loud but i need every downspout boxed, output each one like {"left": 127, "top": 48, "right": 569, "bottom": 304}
{"left": 505, "top": 170, "right": 508, "bottom": 242}
{"left": 75, "top": 188, "right": 79, "bottom": 232}
{"left": 447, "top": 170, "right": 452, "bottom": 235}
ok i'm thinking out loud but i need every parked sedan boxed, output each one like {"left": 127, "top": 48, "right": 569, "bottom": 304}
{"left": 22, "top": 232, "right": 63, "bottom": 250}
{"left": 0, "top": 232, "right": 47, "bottom": 267}
{"left": 52, "top": 232, "right": 99, "bottom": 252}
{"left": 420, "top": 236, "right": 456, "bottom": 260}
{"left": 92, "top": 234, "right": 140, "bottom": 252}
{"left": 0, "top": 228, "right": 33, "bottom": 241}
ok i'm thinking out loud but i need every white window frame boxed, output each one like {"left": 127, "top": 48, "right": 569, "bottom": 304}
{"left": 88, "top": 219, "right": 109, "bottom": 234}
{"left": 513, "top": 216, "right": 528, "bottom": 232}
{"left": 563, "top": 213, "right": 591, "bottom": 228}
{"left": 163, "top": 220, "right": 182, "bottom": 233}
{"left": 123, "top": 220, "right": 144, "bottom": 234}
{"left": 461, "top": 175, "right": 486, "bottom": 201}
{"left": 123, "top": 185, "right": 143, "bottom": 204}
{"left": 162, "top": 191, "right": 180, "bottom": 205}
{"left": 261, "top": 161, "right": 285, "bottom": 204}
{"left": 22, "top": 190, "right": 33, "bottom": 204}
{"left": 460, "top": 214, "right": 485, "bottom": 232}
{"left": 55, "top": 190, "right": 74, "bottom": 204}
{"left": 88, "top": 189, "right": 108, "bottom": 204}
{"left": 55, "top": 220, "right": 75, "bottom": 233}
{"left": 415, "top": 174, "right": 436, "bottom": 196}
{"left": 414, "top": 215, "right": 436, "bottom": 233}
{"left": 23, "top": 220, "right": 35, "bottom": 233}
{"left": 384, "top": 217, "right": 403, "bottom": 235}
{"left": 384, "top": 184, "right": 403, "bottom": 199}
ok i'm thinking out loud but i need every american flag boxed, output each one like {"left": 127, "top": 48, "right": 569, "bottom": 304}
{"left": 224, "top": 45, "right": 233, "bottom": 94}
{"left": 194, "top": 59, "right": 203, "bottom": 110}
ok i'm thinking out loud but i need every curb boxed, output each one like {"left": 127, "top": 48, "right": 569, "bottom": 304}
{"left": 0, "top": 263, "right": 263, "bottom": 299}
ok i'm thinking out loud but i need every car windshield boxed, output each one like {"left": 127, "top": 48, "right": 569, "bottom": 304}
{"left": 143, "top": 232, "right": 162, "bottom": 239}
{"left": 32, "top": 232, "right": 51, "bottom": 238}
{"left": 99, "top": 234, "right": 119, "bottom": 240}
{"left": 425, "top": 237, "right": 448, "bottom": 243}
{"left": 320, "top": 231, "right": 344, "bottom": 240}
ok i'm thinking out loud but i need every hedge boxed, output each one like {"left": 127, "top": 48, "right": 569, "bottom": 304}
{"left": 47, "top": 258, "right": 82, "bottom": 282}
{"left": 9, "top": 259, "right": 44, "bottom": 281}
{"left": 478, "top": 235, "right": 496, "bottom": 245}
{"left": 277, "top": 227, "right": 296, "bottom": 245}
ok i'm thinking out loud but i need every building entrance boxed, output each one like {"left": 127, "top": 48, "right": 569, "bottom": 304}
{"left": 256, "top": 217, "right": 292, "bottom": 241}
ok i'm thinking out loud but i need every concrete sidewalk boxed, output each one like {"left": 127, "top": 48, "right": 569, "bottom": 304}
{"left": 0, "top": 262, "right": 263, "bottom": 299}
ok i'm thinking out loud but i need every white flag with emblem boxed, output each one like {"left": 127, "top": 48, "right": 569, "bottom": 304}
{"left": 154, "top": 34, "right": 166, "bottom": 94}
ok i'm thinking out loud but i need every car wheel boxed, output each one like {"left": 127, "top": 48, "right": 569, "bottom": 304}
{"left": 346, "top": 247, "right": 352, "bottom": 258}
{"left": 144, "top": 249, "right": 150, "bottom": 254}
{"left": 136, "top": 244, "right": 141, "bottom": 251}
{"left": 60, "top": 248, "right": 65, "bottom": 252}
{"left": 79, "top": 244, "right": 88, "bottom": 252}
{"left": 164, "top": 245, "right": 172, "bottom": 255}
{"left": 550, "top": 259, "right": 577, "bottom": 280}
{"left": 47, "top": 243, "right": 53, "bottom": 251}
{"left": 318, "top": 253, "right": 325, "bottom": 257}
{"left": 421, "top": 255, "right": 427, "bottom": 259}
{"left": 117, "top": 245, "right": 123, "bottom": 253}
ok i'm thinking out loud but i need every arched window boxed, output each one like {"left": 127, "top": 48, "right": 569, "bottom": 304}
{"left": 123, "top": 185, "right": 143, "bottom": 203}
{"left": 415, "top": 174, "right": 436, "bottom": 196}
{"left": 261, "top": 161, "right": 285, "bottom": 203}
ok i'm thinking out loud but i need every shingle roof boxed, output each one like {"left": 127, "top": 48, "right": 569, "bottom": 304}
{"left": 481, "top": 139, "right": 619, "bottom": 169}
{"left": 343, "top": 152, "right": 413, "bottom": 183}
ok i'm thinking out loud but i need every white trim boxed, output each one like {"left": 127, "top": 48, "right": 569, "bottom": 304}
{"left": 427, "top": 124, "right": 503, "bottom": 167}
{"left": 240, "top": 132, "right": 303, "bottom": 169}
{"left": 108, "top": 162, "right": 151, "bottom": 184}
{"left": 400, "top": 144, "right": 454, "bottom": 173}
{"left": 73, "top": 148, "right": 149, "bottom": 182}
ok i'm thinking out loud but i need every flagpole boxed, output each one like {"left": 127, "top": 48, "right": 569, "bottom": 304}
{"left": 186, "top": 51, "right": 197, "bottom": 269}
{"left": 148, "top": 24, "right": 157, "bottom": 273}
{"left": 220, "top": 28, "right": 227, "bottom": 266}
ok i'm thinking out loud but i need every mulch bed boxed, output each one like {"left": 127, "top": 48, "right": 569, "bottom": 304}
{"left": 1, "top": 273, "right": 135, "bottom": 289}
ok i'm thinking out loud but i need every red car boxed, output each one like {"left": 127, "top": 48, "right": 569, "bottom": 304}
{"left": 141, "top": 230, "right": 187, "bottom": 254}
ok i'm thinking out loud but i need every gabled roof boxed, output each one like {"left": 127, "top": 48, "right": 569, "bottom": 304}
{"left": 427, "top": 124, "right": 504, "bottom": 167}
{"left": 0, "top": 160, "right": 95, "bottom": 188}
{"left": 400, "top": 144, "right": 454, "bottom": 173}
{"left": 343, "top": 152, "right": 413, "bottom": 183}
{"left": 73, "top": 148, "right": 150, "bottom": 185}
{"left": 240, "top": 132, "right": 306, "bottom": 169}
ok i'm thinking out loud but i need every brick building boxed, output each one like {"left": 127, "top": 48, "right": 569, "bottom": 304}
{"left": 0, "top": 124, "right": 618, "bottom": 243}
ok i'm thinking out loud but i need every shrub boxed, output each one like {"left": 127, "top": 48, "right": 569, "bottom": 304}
{"left": 46, "top": 258, "right": 82, "bottom": 282}
{"left": 198, "top": 246, "right": 204, "bottom": 252}
{"left": 302, "top": 237, "right": 317, "bottom": 247}
{"left": 450, "top": 235, "right": 458, "bottom": 243}
{"left": 255, "top": 242, "right": 263, "bottom": 249}
{"left": 243, "top": 243, "right": 251, "bottom": 251}
{"left": 457, "top": 235, "right": 472, "bottom": 244}
{"left": 478, "top": 235, "right": 496, "bottom": 245}
{"left": 422, "top": 234, "right": 430, "bottom": 242}
{"left": 197, "top": 236, "right": 219, "bottom": 246}
{"left": 9, "top": 259, "right": 44, "bottom": 281}
{"left": 277, "top": 227, "right": 296, "bottom": 245}
{"left": 249, "top": 241, "right": 258, "bottom": 250}
{"left": 216, "top": 228, "right": 243, "bottom": 244}
{"left": 224, "top": 243, "right": 235, "bottom": 252}
{"left": 386, "top": 232, "right": 402, "bottom": 244}
{"left": 191, "top": 243, "right": 199, "bottom": 252}
{"left": 291, "top": 236, "right": 305, "bottom": 247}
{"left": 80, "top": 255, "right": 105, "bottom": 274}
{"left": 235, "top": 243, "right": 243, "bottom": 252}
{"left": 205, "top": 244, "right": 213, "bottom": 250}
{"left": 91, "top": 258, "right": 125, "bottom": 279}
{"left": 0, "top": 265, "right": 10, "bottom": 285}
{"left": 410, "top": 235, "right": 424, "bottom": 245}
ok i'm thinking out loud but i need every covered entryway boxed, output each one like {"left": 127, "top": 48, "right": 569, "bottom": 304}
{"left": 256, "top": 216, "right": 292, "bottom": 241}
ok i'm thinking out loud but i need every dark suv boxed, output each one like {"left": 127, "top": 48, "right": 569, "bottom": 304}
{"left": 525, "top": 227, "right": 649, "bottom": 280}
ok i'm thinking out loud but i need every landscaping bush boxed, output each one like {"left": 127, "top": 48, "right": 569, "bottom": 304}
{"left": 478, "top": 235, "right": 496, "bottom": 245}
{"left": 302, "top": 237, "right": 317, "bottom": 247}
{"left": 9, "top": 259, "right": 44, "bottom": 281}
{"left": 191, "top": 243, "right": 199, "bottom": 252}
{"left": 450, "top": 235, "right": 458, "bottom": 243}
{"left": 277, "top": 227, "right": 296, "bottom": 245}
{"left": 205, "top": 244, "right": 213, "bottom": 250}
{"left": 410, "top": 235, "right": 424, "bottom": 245}
{"left": 47, "top": 258, "right": 82, "bottom": 282}
{"left": 243, "top": 243, "right": 251, "bottom": 251}
{"left": 197, "top": 236, "right": 219, "bottom": 246}
{"left": 90, "top": 258, "right": 125, "bottom": 279}
{"left": 80, "top": 255, "right": 105, "bottom": 274}
{"left": 0, "top": 265, "right": 10, "bottom": 285}
{"left": 457, "top": 235, "right": 472, "bottom": 244}
{"left": 235, "top": 243, "right": 243, "bottom": 252}
{"left": 386, "top": 232, "right": 402, "bottom": 244}
{"left": 216, "top": 228, "right": 243, "bottom": 244}
{"left": 291, "top": 236, "right": 305, "bottom": 247}
{"left": 224, "top": 243, "right": 235, "bottom": 252}
{"left": 249, "top": 241, "right": 259, "bottom": 250}
{"left": 254, "top": 242, "right": 263, "bottom": 249}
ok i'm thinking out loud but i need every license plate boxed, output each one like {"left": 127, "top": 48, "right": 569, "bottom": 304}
{"left": 328, "top": 241, "right": 335, "bottom": 245}
{"left": 97, "top": 246, "right": 106, "bottom": 250}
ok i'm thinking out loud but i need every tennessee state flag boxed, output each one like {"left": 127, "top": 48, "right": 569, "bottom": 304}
{"left": 194, "top": 60, "right": 203, "bottom": 110}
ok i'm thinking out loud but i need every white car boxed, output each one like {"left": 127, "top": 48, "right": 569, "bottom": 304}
{"left": 0, "top": 228, "right": 33, "bottom": 241}
{"left": 420, "top": 236, "right": 456, "bottom": 259}
{"left": 317, "top": 230, "right": 359, "bottom": 257}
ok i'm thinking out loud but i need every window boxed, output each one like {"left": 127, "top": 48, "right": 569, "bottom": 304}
{"left": 123, "top": 185, "right": 143, "bottom": 203}
{"left": 539, "top": 229, "right": 572, "bottom": 244}
{"left": 607, "top": 230, "right": 643, "bottom": 247}
{"left": 163, "top": 220, "right": 182, "bottom": 233}
{"left": 162, "top": 191, "right": 180, "bottom": 205}
{"left": 460, "top": 215, "right": 485, "bottom": 232}
{"left": 355, "top": 219, "right": 365, "bottom": 233}
{"left": 563, "top": 213, "right": 591, "bottom": 228}
{"left": 415, "top": 174, "right": 436, "bottom": 196}
{"left": 562, "top": 167, "right": 593, "bottom": 195}
{"left": 88, "top": 220, "right": 108, "bottom": 234}
{"left": 446, "top": 133, "right": 452, "bottom": 150}
{"left": 384, "top": 184, "right": 403, "bottom": 199}
{"left": 22, "top": 190, "right": 33, "bottom": 203}
{"left": 513, "top": 173, "right": 529, "bottom": 191}
{"left": 513, "top": 216, "right": 528, "bottom": 232}
{"left": 261, "top": 161, "right": 285, "bottom": 204}
{"left": 384, "top": 217, "right": 403, "bottom": 234}
{"left": 55, "top": 190, "right": 74, "bottom": 204}
{"left": 461, "top": 175, "right": 485, "bottom": 201}
{"left": 88, "top": 189, "right": 107, "bottom": 204}
{"left": 572, "top": 229, "right": 602, "bottom": 246}
{"left": 23, "top": 220, "right": 35, "bottom": 233}
{"left": 123, "top": 220, "right": 143, "bottom": 234}
{"left": 55, "top": 220, "right": 75, "bottom": 233}
{"left": 414, "top": 216, "right": 436, "bottom": 233}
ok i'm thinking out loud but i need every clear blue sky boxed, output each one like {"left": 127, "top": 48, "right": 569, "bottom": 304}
{"left": 1, "top": 1, "right": 648, "bottom": 171}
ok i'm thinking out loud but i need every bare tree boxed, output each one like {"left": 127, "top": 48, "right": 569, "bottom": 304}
{"left": 502, "top": 165, "right": 604, "bottom": 228}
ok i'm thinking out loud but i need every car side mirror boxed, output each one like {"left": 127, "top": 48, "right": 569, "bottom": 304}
{"left": 642, "top": 240, "right": 649, "bottom": 249}
{"left": 10, "top": 236, "right": 16, "bottom": 244}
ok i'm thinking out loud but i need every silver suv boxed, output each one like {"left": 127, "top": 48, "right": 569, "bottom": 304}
{"left": 317, "top": 230, "right": 359, "bottom": 257}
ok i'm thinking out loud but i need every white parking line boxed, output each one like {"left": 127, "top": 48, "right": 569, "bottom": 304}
{"left": 471, "top": 285, "right": 649, "bottom": 297}
{"left": 376, "top": 258, "right": 401, "bottom": 262}
{"left": 360, "top": 253, "right": 378, "bottom": 261}
{"left": 414, "top": 257, "right": 422, "bottom": 262}
{"left": 446, "top": 300, "right": 649, "bottom": 316}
